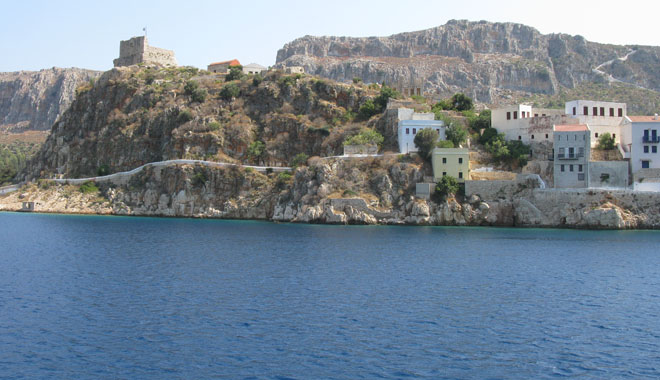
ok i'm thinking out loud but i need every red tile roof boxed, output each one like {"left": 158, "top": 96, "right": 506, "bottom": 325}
{"left": 208, "top": 59, "right": 241, "bottom": 66}
{"left": 554, "top": 124, "right": 589, "bottom": 132}
{"left": 628, "top": 116, "right": 660, "bottom": 122}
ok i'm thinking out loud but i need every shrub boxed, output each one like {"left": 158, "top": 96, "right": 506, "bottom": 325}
{"left": 252, "top": 74, "right": 263, "bottom": 87}
{"left": 177, "top": 109, "right": 194, "bottom": 123}
{"left": 191, "top": 88, "right": 207, "bottom": 103}
{"left": 290, "top": 153, "right": 309, "bottom": 168}
{"left": 96, "top": 164, "right": 110, "bottom": 176}
{"left": 208, "top": 121, "right": 221, "bottom": 131}
{"left": 374, "top": 84, "right": 400, "bottom": 111}
{"left": 278, "top": 76, "right": 296, "bottom": 88}
{"left": 436, "top": 140, "right": 454, "bottom": 148}
{"left": 352, "top": 77, "right": 362, "bottom": 84}
{"left": 79, "top": 181, "right": 99, "bottom": 194}
{"left": 226, "top": 66, "right": 244, "bottom": 81}
{"left": 219, "top": 83, "right": 240, "bottom": 100}
{"left": 343, "top": 189, "right": 358, "bottom": 197}
{"left": 343, "top": 129, "right": 384, "bottom": 147}
{"left": 479, "top": 127, "right": 499, "bottom": 145}
{"left": 436, "top": 176, "right": 459, "bottom": 199}
{"left": 413, "top": 128, "right": 439, "bottom": 160}
{"left": 450, "top": 93, "right": 474, "bottom": 111}
{"left": 192, "top": 169, "right": 208, "bottom": 187}
{"left": 470, "top": 109, "right": 491, "bottom": 131}
{"left": 247, "top": 141, "right": 266, "bottom": 165}
{"left": 358, "top": 99, "right": 379, "bottom": 120}
{"left": 446, "top": 124, "right": 468, "bottom": 147}
{"left": 597, "top": 132, "right": 616, "bottom": 150}
{"left": 184, "top": 80, "right": 199, "bottom": 96}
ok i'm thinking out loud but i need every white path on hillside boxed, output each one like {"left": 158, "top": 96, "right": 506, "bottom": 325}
{"left": 0, "top": 184, "right": 20, "bottom": 195}
{"left": 51, "top": 159, "right": 293, "bottom": 185}
{"left": 591, "top": 50, "right": 644, "bottom": 88}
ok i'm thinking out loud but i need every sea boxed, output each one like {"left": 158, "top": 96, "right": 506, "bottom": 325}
{"left": 1, "top": 212, "right": 659, "bottom": 379}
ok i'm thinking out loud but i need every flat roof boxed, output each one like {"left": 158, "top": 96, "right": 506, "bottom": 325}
{"left": 554, "top": 124, "right": 589, "bottom": 132}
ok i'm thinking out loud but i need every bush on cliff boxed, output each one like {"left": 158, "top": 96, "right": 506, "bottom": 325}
{"left": 226, "top": 66, "right": 244, "bottom": 81}
{"left": 446, "top": 124, "right": 468, "bottom": 147}
{"left": 290, "top": 153, "right": 309, "bottom": 168}
{"left": 597, "top": 133, "right": 616, "bottom": 150}
{"left": 435, "top": 175, "right": 459, "bottom": 199}
{"left": 220, "top": 83, "right": 240, "bottom": 101}
{"left": 79, "top": 181, "right": 99, "bottom": 194}
{"left": 343, "top": 129, "right": 384, "bottom": 147}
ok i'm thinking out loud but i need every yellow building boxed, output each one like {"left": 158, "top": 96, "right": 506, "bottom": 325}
{"left": 432, "top": 148, "right": 470, "bottom": 182}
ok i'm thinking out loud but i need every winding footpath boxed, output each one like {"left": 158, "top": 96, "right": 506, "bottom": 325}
{"left": 591, "top": 49, "right": 644, "bottom": 88}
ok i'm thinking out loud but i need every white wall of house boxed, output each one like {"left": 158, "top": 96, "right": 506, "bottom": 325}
{"left": 565, "top": 100, "right": 626, "bottom": 146}
{"left": 398, "top": 120, "right": 445, "bottom": 154}
{"left": 621, "top": 118, "right": 660, "bottom": 174}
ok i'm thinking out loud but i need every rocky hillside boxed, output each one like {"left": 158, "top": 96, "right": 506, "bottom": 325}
{"left": 0, "top": 67, "right": 101, "bottom": 132}
{"left": 21, "top": 65, "right": 383, "bottom": 180}
{"left": 276, "top": 20, "right": 660, "bottom": 111}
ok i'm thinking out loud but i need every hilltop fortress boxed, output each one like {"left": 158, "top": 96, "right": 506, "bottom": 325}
{"left": 113, "top": 36, "right": 177, "bottom": 67}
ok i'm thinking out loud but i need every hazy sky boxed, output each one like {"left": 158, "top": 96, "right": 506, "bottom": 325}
{"left": 1, "top": 0, "right": 659, "bottom": 72}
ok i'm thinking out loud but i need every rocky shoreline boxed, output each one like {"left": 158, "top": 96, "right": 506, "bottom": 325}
{"left": 2, "top": 159, "right": 659, "bottom": 230}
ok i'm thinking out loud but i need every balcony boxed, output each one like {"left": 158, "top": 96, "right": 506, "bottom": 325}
{"left": 557, "top": 154, "right": 578, "bottom": 160}
{"left": 643, "top": 136, "right": 660, "bottom": 143}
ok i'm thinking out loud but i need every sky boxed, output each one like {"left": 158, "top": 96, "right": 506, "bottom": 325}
{"left": 1, "top": 0, "right": 659, "bottom": 72}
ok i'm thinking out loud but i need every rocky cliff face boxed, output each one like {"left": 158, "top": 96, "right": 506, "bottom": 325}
{"left": 0, "top": 67, "right": 101, "bottom": 132}
{"left": 276, "top": 20, "right": 660, "bottom": 104}
{"left": 21, "top": 65, "right": 379, "bottom": 180}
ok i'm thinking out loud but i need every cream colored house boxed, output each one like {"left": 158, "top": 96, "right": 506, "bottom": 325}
{"left": 432, "top": 148, "right": 470, "bottom": 182}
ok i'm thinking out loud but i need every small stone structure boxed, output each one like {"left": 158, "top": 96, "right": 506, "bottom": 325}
{"left": 113, "top": 36, "right": 177, "bottom": 67}
{"left": 20, "top": 201, "right": 35, "bottom": 212}
{"left": 208, "top": 59, "right": 241, "bottom": 74}
{"left": 415, "top": 183, "right": 435, "bottom": 199}
{"left": 589, "top": 161, "right": 629, "bottom": 188}
{"left": 343, "top": 144, "right": 378, "bottom": 155}
{"left": 284, "top": 66, "right": 305, "bottom": 74}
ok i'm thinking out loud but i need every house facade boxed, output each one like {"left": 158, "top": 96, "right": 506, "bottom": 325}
{"left": 565, "top": 100, "right": 626, "bottom": 147}
{"left": 397, "top": 108, "right": 445, "bottom": 154}
{"left": 207, "top": 59, "right": 241, "bottom": 73}
{"left": 432, "top": 148, "right": 470, "bottom": 183}
{"left": 553, "top": 124, "right": 591, "bottom": 188}
{"left": 491, "top": 104, "right": 573, "bottom": 144}
{"left": 242, "top": 63, "right": 267, "bottom": 75}
{"left": 621, "top": 115, "right": 660, "bottom": 174}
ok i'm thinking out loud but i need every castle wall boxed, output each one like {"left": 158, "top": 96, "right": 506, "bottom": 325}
{"left": 113, "top": 36, "right": 177, "bottom": 67}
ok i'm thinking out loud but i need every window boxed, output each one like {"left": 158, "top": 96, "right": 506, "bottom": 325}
{"left": 600, "top": 107, "right": 605, "bottom": 116}
{"left": 458, "top": 157, "right": 463, "bottom": 164}
{"left": 618, "top": 108, "right": 623, "bottom": 117}
{"left": 578, "top": 147, "right": 584, "bottom": 157}
{"left": 653, "top": 146, "right": 658, "bottom": 153}
{"left": 642, "top": 160, "right": 650, "bottom": 169}
{"left": 578, "top": 164, "right": 583, "bottom": 172}
{"left": 561, "top": 165, "right": 565, "bottom": 172}
{"left": 413, "top": 128, "right": 416, "bottom": 134}
{"left": 595, "top": 132, "right": 599, "bottom": 138}
{"left": 531, "top": 135, "right": 535, "bottom": 139}
{"left": 593, "top": 107, "right": 598, "bottom": 116}
{"left": 542, "top": 114, "right": 546, "bottom": 117}
{"left": 507, "top": 112, "right": 511, "bottom": 120}
{"left": 442, "top": 172, "right": 446, "bottom": 176}
{"left": 535, "top": 114, "right": 539, "bottom": 117}
{"left": 406, "top": 128, "right": 409, "bottom": 134}
{"left": 442, "top": 157, "right": 446, "bottom": 164}
{"left": 584, "top": 106, "right": 589, "bottom": 115}
{"left": 573, "top": 107, "right": 576, "bottom": 115}
{"left": 569, "top": 147, "right": 575, "bottom": 157}
{"left": 609, "top": 108, "right": 614, "bottom": 117}
{"left": 570, "top": 164, "right": 574, "bottom": 172}
{"left": 513, "top": 111, "right": 518, "bottom": 119}
{"left": 518, "top": 136, "right": 522, "bottom": 140}
{"left": 559, "top": 147, "right": 565, "bottom": 158}
{"left": 578, "top": 173, "right": 585, "bottom": 181}
{"left": 545, "top": 134, "right": 549, "bottom": 139}
{"left": 644, "top": 146, "right": 649, "bottom": 153}
{"left": 458, "top": 172, "right": 463, "bottom": 179}
{"left": 612, "top": 134, "right": 615, "bottom": 139}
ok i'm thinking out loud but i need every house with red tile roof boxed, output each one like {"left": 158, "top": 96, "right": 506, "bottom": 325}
{"left": 207, "top": 59, "right": 241, "bottom": 74}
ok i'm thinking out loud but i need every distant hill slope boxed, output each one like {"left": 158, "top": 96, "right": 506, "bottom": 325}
{"left": 0, "top": 67, "right": 101, "bottom": 132}
{"left": 276, "top": 20, "right": 660, "bottom": 113}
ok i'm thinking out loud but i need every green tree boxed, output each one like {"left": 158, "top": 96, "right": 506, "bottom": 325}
{"left": 352, "top": 77, "right": 362, "bottom": 84}
{"left": 290, "top": 153, "right": 309, "bottom": 168}
{"left": 446, "top": 124, "right": 468, "bottom": 147}
{"left": 225, "top": 65, "right": 244, "bottom": 81}
{"left": 247, "top": 141, "right": 266, "bottom": 165}
{"left": 450, "top": 93, "right": 474, "bottom": 111}
{"left": 436, "top": 140, "right": 454, "bottom": 148}
{"left": 358, "top": 99, "right": 379, "bottom": 120}
{"left": 413, "top": 128, "right": 439, "bottom": 160}
{"left": 219, "top": 83, "right": 240, "bottom": 101}
{"left": 435, "top": 175, "right": 459, "bottom": 199}
{"left": 469, "top": 109, "right": 491, "bottom": 131}
{"left": 478, "top": 127, "right": 499, "bottom": 145}
{"left": 597, "top": 132, "right": 616, "bottom": 150}
{"left": 374, "top": 85, "right": 400, "bottom": 111}
{"left": 97, "top": 164, "right": 110, "bottom": 176}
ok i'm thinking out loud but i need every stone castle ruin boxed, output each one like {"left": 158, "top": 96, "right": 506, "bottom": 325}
{"left": 113, "top": 36, "right": 177, "bottom": 67}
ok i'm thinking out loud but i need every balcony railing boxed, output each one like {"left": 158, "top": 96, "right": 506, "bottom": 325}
{"left": 557, "top": 154, "right": 578, "bottom": 160}
{"left": 643, "top": 136, "right": 660, "bottom": 143}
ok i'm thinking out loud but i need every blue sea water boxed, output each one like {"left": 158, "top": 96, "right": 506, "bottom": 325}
{"left": 1, "top": 212, "right": 660, "bottom": 379}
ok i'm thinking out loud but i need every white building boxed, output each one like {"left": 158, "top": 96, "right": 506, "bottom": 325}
{"left": 242, "top": 63, "right": 267, "bottom": 75}
{"left": 491, "top": 104, "right": 573, "bottom": 144}
{"left": 397, "top": 108, "right": 445, "bottom": 154}
{"left": 565, "top": 100, "right": 626, "bottom": 147}
{"left": 553, "top": 124, "right": 591, "bottom": 188}
{"left": 621, "top": 115, "right": 660, "bottom": 174}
